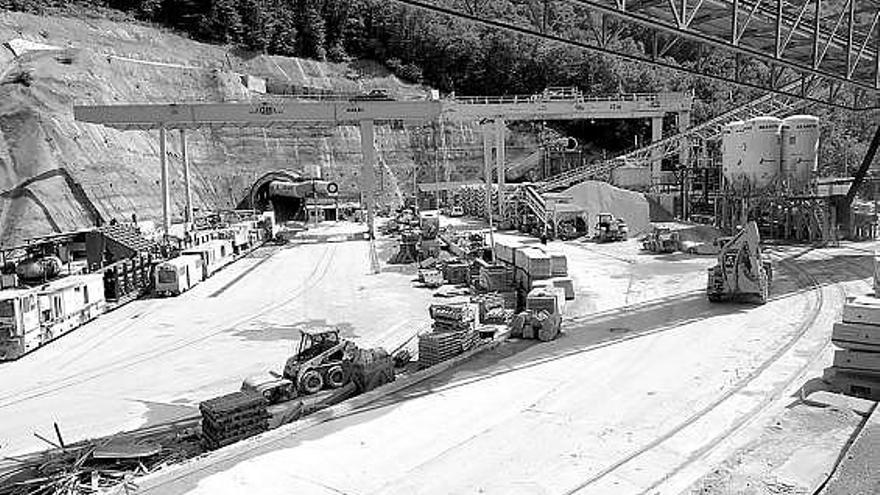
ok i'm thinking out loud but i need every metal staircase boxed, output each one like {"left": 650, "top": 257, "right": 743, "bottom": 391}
{"left": 538, "top": 82, "right": 809, "bottom": 193}
{"left": 521, "top": 184, "right": 548, "bottom": 227}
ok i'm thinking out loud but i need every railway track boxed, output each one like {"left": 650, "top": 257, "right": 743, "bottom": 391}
{"left": 562, "top": 246, "right": 870, "bottom": 495}
{"left": 0, "top": 243, "right": 339, "bottom": 410}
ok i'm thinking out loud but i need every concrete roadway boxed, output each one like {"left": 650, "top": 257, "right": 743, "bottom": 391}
{"left": 0, "top": 235, "right": 436, "bottom": 456}
{"left": 136, "top": 240, "right": 876, "bottom": 495}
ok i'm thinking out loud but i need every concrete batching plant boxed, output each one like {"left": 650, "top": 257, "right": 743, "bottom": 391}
{"left": 717, "top": 115, "right": 830, "bottom": 243}
{"left": 721, "top": 115, "right": 819, "bottom": 195}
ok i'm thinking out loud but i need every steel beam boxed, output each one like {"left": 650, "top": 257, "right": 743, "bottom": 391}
{"left": 359, "top": 120, "right": 378, "bottom": 241}
{"left": 180, "top": 129, "right": 193, "bottom": 228}
{"left": 159, "top": 125, "right": 170, "bottom": 237}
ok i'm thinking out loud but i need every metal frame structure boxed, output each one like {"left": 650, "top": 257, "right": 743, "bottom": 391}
{"left": 391, "top": 0, "right": 880, "bottom": 110}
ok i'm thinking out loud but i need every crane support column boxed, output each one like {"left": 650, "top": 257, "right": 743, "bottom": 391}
{"left": 495, "top": 118, "right": 506, "bottom": 219}
{"left": 180, "top": 129, "right": 194, "bottom": 230}
{"left": 159, "top": 125, "right": 170, "bottom": 237}
{"left": 651, "top": 116, "right": 664, "bottom": 188}
{"left": 482, "top": 121, "right": 493, "bottom": 218}
{"left": 359, "top": 119, "right": 378, "bottom": 240}
{"left": 678, "top": 110, "right": 691, "bottom": 169}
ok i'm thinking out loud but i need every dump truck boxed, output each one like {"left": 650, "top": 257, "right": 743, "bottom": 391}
{"left": 594, "top": 213, "right": 627, "bottom": 242}
{"left": 707, "top": 221, "right": 773, "bottom": 304}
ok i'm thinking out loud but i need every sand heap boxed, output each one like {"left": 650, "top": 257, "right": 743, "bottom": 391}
{"left": 561, "top": 180, "right": 651, "bottom": 237}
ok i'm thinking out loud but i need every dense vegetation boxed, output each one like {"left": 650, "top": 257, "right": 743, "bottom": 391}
{"left": 1, "top": 0, "right": 877, "bottom": 177}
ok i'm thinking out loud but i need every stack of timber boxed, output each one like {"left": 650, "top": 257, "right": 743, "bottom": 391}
{"left": 199, "top": 391, "right": 269, "bottom": 450}
{"left": 419, "top": 302, "right": 479, "bottom": 367}
{"left": 825, "top": 293, "right": 880, "bottom": 400}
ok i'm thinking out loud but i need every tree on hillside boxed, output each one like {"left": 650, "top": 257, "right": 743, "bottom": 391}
{"left": 201, "top": 0, "right": 243, "bottom": 44}
{"left": 238, "top": 0, "right": 272, "bottom": 52}
{"left": 295, "top": 0, "right": 327, "bottom": 60}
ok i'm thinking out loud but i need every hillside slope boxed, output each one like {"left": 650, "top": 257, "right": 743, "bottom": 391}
{"left": 0, "top": 11, "right": 536, "bottom": 245}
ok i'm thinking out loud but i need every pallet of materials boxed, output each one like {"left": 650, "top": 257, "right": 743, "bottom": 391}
{"left": 494, "top": 239, "right": 522, "bottom": 265}
{"left": 544, "top": 250, "right": 568, "bottom": 277}
{"left": 443, "top": 262, "right": 470, "bottom": 285}
{"left": 418, "top": 328, "right": 479, "bottom": 367}
{"left": 199, "top": 391, "right": 269, "bottom": 450}
{"left": 515, "top": 248, "right": 551, "bottom": 280}
{"left": 478, "top": 265, "right": 514, "bottom": 292}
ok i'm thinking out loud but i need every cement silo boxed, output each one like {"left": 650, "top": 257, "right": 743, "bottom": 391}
{"left": 780, "top": 115, "right": 820, "bottom": 192}
{"left": 721, "top": 121, "right": 745, "bottom": 191}
{"left": 742, "top": 116, "right": 782, "bottom": 192}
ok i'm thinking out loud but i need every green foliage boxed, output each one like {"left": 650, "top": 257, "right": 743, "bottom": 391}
{"left": 3, "top": 0, "right": 875, "bottom": 165}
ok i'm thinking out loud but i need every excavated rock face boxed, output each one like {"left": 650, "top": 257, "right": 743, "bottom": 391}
{"left": 0, "top": 12, "right": 537, "bottom": 245}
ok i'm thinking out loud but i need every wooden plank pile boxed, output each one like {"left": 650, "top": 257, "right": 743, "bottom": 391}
{"left": 419, "top": 302, "right": 479, "bottom": 368}
{"left": 824, "top": 292, "right": 880, "bottom": 400}
{"left": 199, "top": 391, "right": 269, "bottom": 450}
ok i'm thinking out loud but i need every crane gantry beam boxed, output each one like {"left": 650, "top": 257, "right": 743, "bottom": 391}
{"left": 74, "top": 91, "right": 693, "bottom": 239}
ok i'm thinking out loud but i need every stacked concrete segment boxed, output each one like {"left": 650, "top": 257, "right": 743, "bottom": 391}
{"left": 825, "top": 293, "right": 880, "bottom": 399}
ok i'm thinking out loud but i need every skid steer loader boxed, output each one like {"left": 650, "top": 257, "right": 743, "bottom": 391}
{"left": 707, "top": 221, "right": 773, "bottom": 304}
{"left": 282, "top": 328, "right": 357, "bottom": 395}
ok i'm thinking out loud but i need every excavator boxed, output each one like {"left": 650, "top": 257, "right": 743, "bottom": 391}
{"left": 707, "top": 221, "right": 773, "bottom": 304}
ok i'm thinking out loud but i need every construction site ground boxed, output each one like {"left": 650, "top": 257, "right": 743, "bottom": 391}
{"left": 0, "top": 223, "right": 437, "bottom": 457}
{"left": 128, "top": 230, "right": 879, "bottom": 495}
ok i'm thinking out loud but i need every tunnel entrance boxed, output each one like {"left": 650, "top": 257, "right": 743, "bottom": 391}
{"left": 270, "top": 196, "right": 305, "bottom": 223}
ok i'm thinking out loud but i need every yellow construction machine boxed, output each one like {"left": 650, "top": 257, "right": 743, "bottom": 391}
{"left": 706, "top": 221, "right": 773, "bottom": 304}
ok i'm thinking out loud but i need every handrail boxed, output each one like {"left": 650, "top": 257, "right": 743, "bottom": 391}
{"left": 449, "top": 92, "right": 688, "bottom": 106}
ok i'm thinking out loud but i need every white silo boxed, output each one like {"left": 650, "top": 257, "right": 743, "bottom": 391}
{"left": 742, "top": 116, "right": 782, "bottom": 192}
{"left": 780, "top": 115, "right": 820, "bottom": 192}
{"left": 722, "top": 121, "right": 745, "bottom": 191}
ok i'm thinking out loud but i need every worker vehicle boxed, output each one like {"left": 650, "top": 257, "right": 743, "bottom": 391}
{"left": 282, "top": 328, "right": 356, "bottom": 395}
{"left": 594, "top": 213, "right": 627, "bottom": 242}
{"left": 180, "top": 239, "right": 233, "bottom": 279}
{"left": 707, "top": 221, "right": 773, "bottom": 304}
{"left": 0, "top": 274, "right": 106, "bottom": 360}
{"left": 641, "top": 227, "right": 677, "bottom": 253}
{"left": 154, "top": 255, "right": 204, "bottom": 297}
